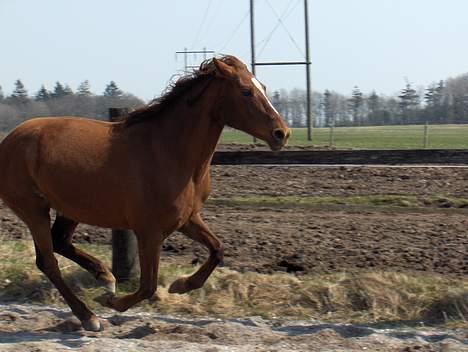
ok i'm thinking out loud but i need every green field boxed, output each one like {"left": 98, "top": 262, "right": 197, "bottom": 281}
{"left": 221, "top": 124, "right": 468, "bottom": 149}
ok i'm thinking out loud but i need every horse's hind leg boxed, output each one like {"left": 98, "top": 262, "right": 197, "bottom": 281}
{"left": 169, "top": 213, "right": 224, "bottom": 294}
{"left": 18, "top": 204, "right": 101, "bottom": 331}
{"left": 51, "top": 214, "right": 116, "bottom": 293}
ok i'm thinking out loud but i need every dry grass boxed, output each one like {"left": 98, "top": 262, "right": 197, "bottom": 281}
{"left": 0, "top": 239, "right": 466, "bottom": 326}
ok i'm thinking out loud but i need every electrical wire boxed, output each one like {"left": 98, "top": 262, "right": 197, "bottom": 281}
{"left": 190, "top": 0, "right": 214, "bottom": 49}
{"left": 256, "top": 0, "right": 301, "bottom": 58}
{"left": 262, "top": 0, "right": 305, "bottom": 58}
{"left": 218, "top": 10, "right": 250, "bottom": 53}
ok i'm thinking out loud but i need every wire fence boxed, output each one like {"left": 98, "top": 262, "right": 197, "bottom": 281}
{"left": 221, "top": 124, "right": 468, "bottom": 150}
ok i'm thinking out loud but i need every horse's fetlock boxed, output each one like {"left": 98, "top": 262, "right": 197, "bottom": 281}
{"left": 212, "top": 245, "right": 224, "bottom": 262}
{"left": 140, "top": 286, "right": 157, "bottom": 300}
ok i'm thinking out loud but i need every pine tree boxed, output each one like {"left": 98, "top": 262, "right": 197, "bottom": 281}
{"left": 398, "top": 83, "right": 419, "bottom": 124}
{"left": 322, "top": 89, "right": 334, "bottom": 127}
{"left": 434, "top": 80, "right": 445, "bottom": 107}
{"left": 35, "top": 85, "right": 50, "bottom": 102}
{"left": 51, "top": 81, "right": 67, "bottom": 98}
{"left": 367, "top": 91, "right": 381, "bottom": 124}
{"left": 348, "top": 86, "right": 364, "bottom": 125}
{"left": 63, "top": 84, "right": 74, "bottom": 96}
{"left": 103, "top": 81, "right": 123, "bottom": 98}
{"left": 424, "top": 81, "right": 448, "bottom": 123}
{"left": 0, "top": 85, "right": 4, "bottom": 102}
{"left": 77, "top": 80, "right": 92, "bottom": 96}
{"left": 10, "top": 79, "right": 29, "bottom": 104}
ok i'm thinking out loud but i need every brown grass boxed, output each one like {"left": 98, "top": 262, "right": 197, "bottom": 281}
{"left": 0, "top": 239, "right": 466, "bottom": 326}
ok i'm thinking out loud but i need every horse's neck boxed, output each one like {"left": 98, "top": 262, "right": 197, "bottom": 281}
{"left": 148, "top": 91, "right": 223, "bottom": 177}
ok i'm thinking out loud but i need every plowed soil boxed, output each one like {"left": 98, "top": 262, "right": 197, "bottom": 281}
{"left": 1, "top": 164, "right": 467, "bottom": 277}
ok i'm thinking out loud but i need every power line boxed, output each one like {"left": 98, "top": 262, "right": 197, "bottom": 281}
{"left": 264, "top": 0, "right": 305, "bottom": 57}
{"left": 256, "top": 1, "right": 294, "bottom": 55}
{"left": 218, "top": 10, "right": 250, "bottom": 53}
{"left": 256, "top": 0, "right": 301, "bottom": 58}
{"left": 249, "top": 0, "right": 313, "bottom": 141}
{"left": 190, "top": 0, "right": 214, "bottom": 49}
{"left": 176, "top": 48, "right": 215, "bottom": 73}
{"left": 200, "top": 0, "right": 222, "bottom": 42}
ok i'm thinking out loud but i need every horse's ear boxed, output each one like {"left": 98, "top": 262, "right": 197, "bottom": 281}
{"left": 213, "top": 58, "right": 237, "bottom": 79}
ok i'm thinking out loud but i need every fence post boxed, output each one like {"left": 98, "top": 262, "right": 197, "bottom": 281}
{"left": 329, "top": 125, "right": 335, "bottom": 148}
{"left": 423, "top": 121, "right": 429, "bottom": 149}
{"left": 108, "top": 108, "right": 139, "bottom": 282}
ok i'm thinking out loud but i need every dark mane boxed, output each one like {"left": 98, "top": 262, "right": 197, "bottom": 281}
{"left": 119, "top": 55, "right": 240, "bottom": 127}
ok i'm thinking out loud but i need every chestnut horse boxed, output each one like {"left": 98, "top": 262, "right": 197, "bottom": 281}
{"left": 0, "top": 55, "right": 289, "bottom": 331}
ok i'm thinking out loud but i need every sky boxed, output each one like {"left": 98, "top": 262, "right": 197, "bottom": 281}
{"left": 1, "top": 0, "right": 468, "bottom": 101}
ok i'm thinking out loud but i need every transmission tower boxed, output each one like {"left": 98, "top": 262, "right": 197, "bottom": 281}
{"left": 176, "top": 48, "right": 215, "bottom": 73}
{"left": 249, "top": 0, "right": 312, "bottom": 141}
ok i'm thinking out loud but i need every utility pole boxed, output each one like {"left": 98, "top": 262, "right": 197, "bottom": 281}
{"left": 249, "top": 0, "right": 256, "bottom": 77}
{"left": 250, "top": 0, "right": 257, "bottom": 143}
{"left": 176, "top": 48, "right": 215, "bottom": 73}
{"left": 249, "top": 0, "right": 313, "bottom": 142}
{"left": 304, "top": 0, "right": 312, "bottom": 141}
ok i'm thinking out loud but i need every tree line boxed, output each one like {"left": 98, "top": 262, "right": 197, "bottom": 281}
{"left": 0, "top": 80, "right": 143, "bottom": 131}
{"left": 0, "top": 71, "right": 467, "bottom": 131}
{"left": 273, "top": 72, "right": 468, "bottom": 127}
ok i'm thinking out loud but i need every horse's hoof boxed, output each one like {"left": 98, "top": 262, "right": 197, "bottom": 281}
{"left": 102, "top": 280, "right": 116, "bottom": 294}
{"left": 97, "top": 273, "right": 116, "bottom": 294}
{"left": 81, "top": 316, "right": 102, "bottom": 332}
{"left": 168, "top": 277, "right": 189, "bottom": 294}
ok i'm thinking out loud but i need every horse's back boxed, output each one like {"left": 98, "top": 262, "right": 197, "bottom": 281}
{"left": 0, "top": 117, "right": 112, "bottom": 178}
{"left": 0, "top": 117, "right": 131, "bottom": 226}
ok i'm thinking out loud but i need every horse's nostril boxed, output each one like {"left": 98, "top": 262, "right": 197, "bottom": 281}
{"left": 273, "top": 129, "right": 286, "bottom": 141}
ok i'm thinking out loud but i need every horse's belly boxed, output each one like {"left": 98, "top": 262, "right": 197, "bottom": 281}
{"left": 39, "top": 175, "right": 131, "bottom": 228}
{"left": 49, "top": 194, "right": 130, "bottom": 229}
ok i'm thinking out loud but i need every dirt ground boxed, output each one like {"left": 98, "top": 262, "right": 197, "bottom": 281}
{"left": 0, "top": 162, "right": 467, "bottom": 351}
{"left": 0, "top": 165, "right": 467, "bottom": 277}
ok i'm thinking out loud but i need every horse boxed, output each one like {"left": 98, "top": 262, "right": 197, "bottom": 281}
{"left": 0, "top": 55, "right": 290, "bottom": 331}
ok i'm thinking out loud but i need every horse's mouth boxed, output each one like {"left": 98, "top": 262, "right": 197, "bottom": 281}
{"left": 268, "top": 141, "right": 285, "bottom": 152}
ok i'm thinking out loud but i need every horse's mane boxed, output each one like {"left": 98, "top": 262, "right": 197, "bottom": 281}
{"left": 119, "top": 55, "right": 240, "bottom": 127}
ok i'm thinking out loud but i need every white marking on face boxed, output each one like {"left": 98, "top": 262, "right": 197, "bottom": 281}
{"left": 251, "top": 77, "right": 279, "bottom": 115}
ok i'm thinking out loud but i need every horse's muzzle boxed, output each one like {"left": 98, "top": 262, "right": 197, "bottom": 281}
{"left": 269, "top": 128, "right": 290, "bottom": 151}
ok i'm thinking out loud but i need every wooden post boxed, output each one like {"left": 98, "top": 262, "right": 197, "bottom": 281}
{"left": 108, "top": 108, "right": 138, "bottom": 282}
{"left": 423, "top": 121, "right": 429, "bottom": 149}
{"left": 329, "top": 125, "right": 335, "bottom": 148}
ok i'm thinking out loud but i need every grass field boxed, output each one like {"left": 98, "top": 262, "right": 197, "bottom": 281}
{"left": 220, "top": 124, "right": 468, "bottom": 149}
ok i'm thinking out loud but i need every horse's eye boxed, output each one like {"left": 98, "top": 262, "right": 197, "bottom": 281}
{"left": 241, "top": 89, "right": 253, "bottom": 97}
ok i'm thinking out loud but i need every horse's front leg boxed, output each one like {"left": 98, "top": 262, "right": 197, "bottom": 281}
{"left": 101, "top": 232, "right": 162, "bottom": 312}
{"left": 169, "top": 213, "right": 224, "bottom": 294}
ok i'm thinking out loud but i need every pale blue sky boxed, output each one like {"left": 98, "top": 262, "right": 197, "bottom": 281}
{"left": 1, "top": 0, "right": 467, "bottom": 100}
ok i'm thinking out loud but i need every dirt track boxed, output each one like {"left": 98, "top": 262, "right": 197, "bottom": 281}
{"left": 0, "top": 165, "right": 467, "bottom": 277}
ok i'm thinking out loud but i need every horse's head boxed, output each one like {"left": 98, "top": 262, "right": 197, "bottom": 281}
{"left": 212, "top": 56, "right": 290, "bottom": 151}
